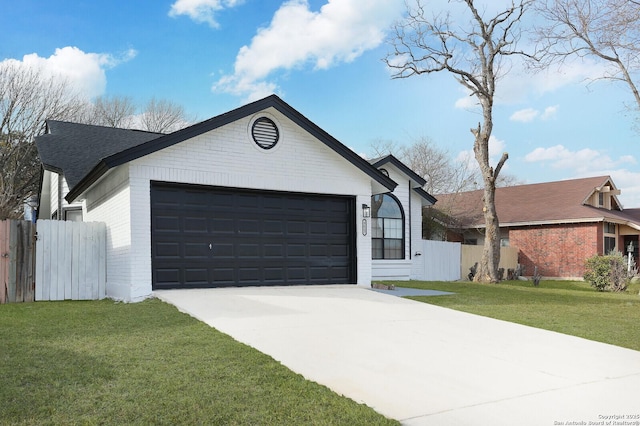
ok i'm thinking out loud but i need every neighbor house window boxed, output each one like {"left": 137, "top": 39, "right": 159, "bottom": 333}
{"left": 604, "top": 222, "right": 616, "bottom": 253}
{"left": 605, "top": 237, "right": 616, "bottom": 254}
{"left": 371, "top": 194, "right": 404, "bottom": 259}
{"left": 604, "top": 222, "right": 616, "bottom": 234}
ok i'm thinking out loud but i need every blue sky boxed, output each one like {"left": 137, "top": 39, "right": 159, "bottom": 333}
{"left": 2, "top": 0, "right": 639, "bottom": 205}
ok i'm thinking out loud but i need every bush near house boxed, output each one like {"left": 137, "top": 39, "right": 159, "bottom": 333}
{"left": 583, "top": 252, "right": 633, "bottom": 292}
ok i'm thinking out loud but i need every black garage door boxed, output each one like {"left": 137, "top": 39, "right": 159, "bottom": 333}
{"left": 151, "top": 182, "right": 356, "bottom": 289}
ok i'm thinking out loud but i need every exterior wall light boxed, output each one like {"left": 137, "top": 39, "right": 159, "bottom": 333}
{"left": 362, "top": 204, "right": 371, "bottom": 218}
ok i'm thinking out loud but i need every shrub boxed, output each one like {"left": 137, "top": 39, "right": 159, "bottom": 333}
{"left": 583, "top": 252, "right": 631, "bottom": 292}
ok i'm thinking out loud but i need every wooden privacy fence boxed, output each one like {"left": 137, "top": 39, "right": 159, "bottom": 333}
{"left": 461, "top": 245, "right": 519, "bottom": 279}
{"left": 0, "top": 220, "right": 36, "bottom": 303}
{"left": 0, "top": 219, "right": 106, "bottom": 303}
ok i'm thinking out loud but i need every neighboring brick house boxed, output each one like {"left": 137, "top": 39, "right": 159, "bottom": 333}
{"left": 434, "top": 176, "right": 640, "bottom": 279}
{"left": 35, "top": 95, "right": 435, "bottom": 301}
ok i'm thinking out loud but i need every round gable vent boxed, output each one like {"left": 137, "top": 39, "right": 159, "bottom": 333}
{"left": 251, "top": 117, "right": 279, "bottom": 150}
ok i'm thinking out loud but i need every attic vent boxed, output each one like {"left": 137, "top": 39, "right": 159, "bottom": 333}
{"left": 251, "top": 117, "right": 279, "bottom": 150}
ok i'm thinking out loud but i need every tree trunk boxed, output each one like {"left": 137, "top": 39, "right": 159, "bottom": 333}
{"left": 476, "top": 179, "right": 500, "bottom": 283}
{"left": 471, "top": 98, "right": 504, "bottom": 283}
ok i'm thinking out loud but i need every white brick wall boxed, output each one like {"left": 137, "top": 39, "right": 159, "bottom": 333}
{"left": 85, "top": 107, "right": 375, "bottom": 301}
{"left": 84, "top": 165, "right": 133, "bottom": 300}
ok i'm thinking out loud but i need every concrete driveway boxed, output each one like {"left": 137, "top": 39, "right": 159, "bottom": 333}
{"left": 155, "top": 285, "right": 640, "bottom": 425}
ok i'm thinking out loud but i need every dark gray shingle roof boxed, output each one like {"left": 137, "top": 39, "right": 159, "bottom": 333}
{"left": 36, "top": 121, "right": 163, "bottom": 189}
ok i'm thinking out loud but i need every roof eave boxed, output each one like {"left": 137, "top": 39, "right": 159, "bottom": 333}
{"left": 65, "top": 161, "right": 109, "bottom": 203}
{"left": 414, "top": 187, "right": 437, "bottom": 205}
{"left": 466, "top": 217, "right": 607, "bottom": 229}
{"left": 371, "top": 154, "right": 427, "bottom": 188}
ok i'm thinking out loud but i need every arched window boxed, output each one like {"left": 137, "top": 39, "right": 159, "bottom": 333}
{"left": 371, "top": 194, "right": 404, "bottom": 259}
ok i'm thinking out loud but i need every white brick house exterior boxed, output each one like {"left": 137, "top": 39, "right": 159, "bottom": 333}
{"left": 36, "top": 96, "right": 434, "bottom": 301}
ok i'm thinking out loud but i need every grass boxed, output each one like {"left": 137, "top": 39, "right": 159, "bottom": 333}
{"left": 0, "top": 299, "right": 398, "bottom": 426}
{"left": 379, "top": 279, "right": 640, "bottom": 352}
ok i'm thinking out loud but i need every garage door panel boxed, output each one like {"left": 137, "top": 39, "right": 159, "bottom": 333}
{"left": 264, "top": 244, "right": 284, "bottom": 257}
{"left": 185, "top": 268, "right": 208, "bottom": 285}
{"left": 238, "top": 219, "right": 260, "bottom": 234}
{"left": 155, "top": 216, "right": 180, "bottom": 232}
{"left": 184, "top": 217, "right": 208, "bottom": 232}
{"left": 263, "top": 220, "right": 284, "bottom": 234}
{"left": 212, "top": 243, "right": 234, "bottom": 257}
{"left": 286, "top": 244, "right": 307, "bottom": 257}
{"left": 155, "top": 268, "right": 181, "bottom": 286}
{"left": 238, "top": 268, "right": 261, "bottom": 282}
{"left": 238, "top": 244, "right": 260, "bottom": 258}
{"left": 155, "top": 242, "right": 181, "bottom": 258}
{"left": 184, "top": 243, "right": 209, "bottom": 258}
{"left": 287, "top": 221, "right": 307, "bottom": 234}
{"left": 151, "top": 183, "right": 355, "bottom": 289}
{"left": 211, "top": 218, "right": 234, "bottom": 234}
{"left": 212, "top": 268, "right": 235, "bottom": 283}
{"left": 287, "top": 267, "right": 307, "bottom": 281}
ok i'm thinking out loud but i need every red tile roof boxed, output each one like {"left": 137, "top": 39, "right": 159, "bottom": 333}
{"left": 435, "top": 176, "right": 640, "bottom": 230}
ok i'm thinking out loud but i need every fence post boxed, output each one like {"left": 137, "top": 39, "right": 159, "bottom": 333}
{"left": 0, "top": 220, "right": 10, "bottom": 304}
{"left": 17, "top": 221, "right": 35, "bottom": 302}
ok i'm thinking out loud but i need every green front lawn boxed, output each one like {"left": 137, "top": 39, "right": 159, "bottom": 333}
{"left": 0, "top": 299, "right": 397, "bottom": 425}
{"left": 382, "top": 279, "right": 640, "bottom": 352}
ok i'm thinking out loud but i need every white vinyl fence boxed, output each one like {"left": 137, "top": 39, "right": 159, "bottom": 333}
{"left": 415, "top": 240, "right": 462, "bottom": 281}
{"left": 35, "top": 220, "right": 106, "bottom": 301}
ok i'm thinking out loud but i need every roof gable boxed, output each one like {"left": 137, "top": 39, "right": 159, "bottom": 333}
{"left": 370, "top": 155, "right": 436, "bottom": 205}
{"left": 370, "top": 154, "right": 426, "bottom": 187}
{"left": 56, "top": 95, "right": 396, "bottom": 202}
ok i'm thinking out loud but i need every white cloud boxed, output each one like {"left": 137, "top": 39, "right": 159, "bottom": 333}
{"left": 168, "top": 0, "right": 244, "bottom": 28}
{"left": 509, "top": 105, "right": 559, "bottom": 122}
{"left": 454, "top": 93, "right": 478, "bottom": 110}
{"left": 541, "top": 105, "right": 559, "bottom": 120}
{"left": 2, "top": 46, "right": 136, "bottom": 99}
{"left": 510, "top": 108, "right": 539, "bottom": 123}
{"left": 524, "top": 144, "right": 636, "bottom": 175}
{"left": 213, "top": 0, "right": 405, "bottom": 101}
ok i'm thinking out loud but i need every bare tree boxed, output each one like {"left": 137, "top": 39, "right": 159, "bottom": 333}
{"left": 80, "top": 95, "right": 190, "bottom": 133}
{"left": 0, "top": 63, "right": 84, "bottom": 219}
{"left": 385, "top": 0, "right": 533, "bottom": 282}
{"left": 370, "top": 137, "right": 480, "bottom": 194}
{"left": 370, "top": 136, "right": 521, "bottom": 193}
{"left": 401, "top": 137, "right": 482, "bottom": 194}
{"left": 533, "top": 0, "right": 640, "bottom": 116}
{"left": 141, "top": 97, "right": 189, "bottom": 133}
{"left": 88, "top": 95, "right": 136, "bottom": 128}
